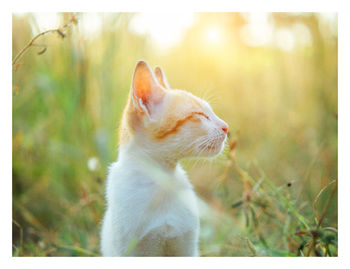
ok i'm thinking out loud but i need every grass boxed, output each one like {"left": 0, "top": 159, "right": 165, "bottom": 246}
{"left": 12, "top": 13, "right": 337, "bottom": 257}
{"left": 206, "top": 136, "right": 337, "bottom": 256}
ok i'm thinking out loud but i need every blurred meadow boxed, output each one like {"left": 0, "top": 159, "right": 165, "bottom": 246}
{"left": 12, "top": 12, "right": 337, "bottom": 257}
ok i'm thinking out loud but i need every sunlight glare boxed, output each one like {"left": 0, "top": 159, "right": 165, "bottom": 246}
{"left": 319, "top": 13, "right": 337, "bottom": 35}
{"left": 129, "top": 13, "right": 195, "bottom": 49}
{"left": 292, "top": 23, "right": 312, "bottom": 47}
{"left": 205, "top": 27, "right": 223, "bottom": 45}
{"left": 275, "top": 28, "right": 296, "bottom": 51}
{"left": 79, "top": 13, "right": 103, "bottom": 40}
{"left": 32, "top": 13, "right": 61, "bottom": 33}
{"left": 240, "top": 13, "right": 273, "bottom": 47}
{"left": 29, "top": 13, "right": 104, "bottom": 40}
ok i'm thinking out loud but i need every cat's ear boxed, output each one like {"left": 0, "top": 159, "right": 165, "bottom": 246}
{"left": 154, "top": 66, "right": 170, "bottom": 89}
{"left": 132, "top": 60, "right": 165, "bottom": 117}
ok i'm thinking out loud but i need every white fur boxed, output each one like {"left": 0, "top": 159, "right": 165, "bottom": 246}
{"left": 100, "top": 141, "right": 200, "bottom": 256}
{"left": 100, "top": 92, "right": 228, "bottom": 256}
{"left": 100, "top": 62, "right": 228, "bottom": 256}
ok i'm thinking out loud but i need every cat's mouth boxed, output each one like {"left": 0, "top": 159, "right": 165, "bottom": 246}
{"left": 198, "top": 134, "right": 226, "bottom": 154}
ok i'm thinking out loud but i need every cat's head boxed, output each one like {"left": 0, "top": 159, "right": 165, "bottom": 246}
{"left": 120, "top": 60, "right": 228, "bottom": 163}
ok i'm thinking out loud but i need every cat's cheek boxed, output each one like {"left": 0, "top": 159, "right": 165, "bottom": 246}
{"left": 186, "top": 121, "right": 208, "bottom": 137}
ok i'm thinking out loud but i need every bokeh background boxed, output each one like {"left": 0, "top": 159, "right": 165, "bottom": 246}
{"left": 12, "top": 12, "right": 337, "bottom": 256}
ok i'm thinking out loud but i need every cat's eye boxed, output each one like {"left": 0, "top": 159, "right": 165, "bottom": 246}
{"left": 194, "top": 112, "right": 209, "bottom": 120}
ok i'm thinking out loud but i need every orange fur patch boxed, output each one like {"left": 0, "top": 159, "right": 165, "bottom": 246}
{"left": 119, "top": 88, "right": 207, "bottom": 145}
{"left": 155, "top": 112, "right": 205, "bottom": 139}
{"left": 118, "top": 97, "right": 143, "bottom": 145}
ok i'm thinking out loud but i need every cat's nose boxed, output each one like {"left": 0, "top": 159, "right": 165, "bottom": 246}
{"left": 221, "top": 123, "right": 229, "bottom": 134}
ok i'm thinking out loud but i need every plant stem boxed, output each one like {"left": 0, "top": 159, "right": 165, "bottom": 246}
{"left": 12, "top": 16, "right": 76, "bottom": 68}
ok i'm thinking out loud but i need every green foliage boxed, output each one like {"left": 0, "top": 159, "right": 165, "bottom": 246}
{"left": 12, "top": 13, "right": 337, "bottom": 256}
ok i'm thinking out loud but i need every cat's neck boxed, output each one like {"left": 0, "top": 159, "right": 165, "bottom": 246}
{"left": 118, "top": 140, "right": 179, "bottom": 172}
{"left": 117, "top": 139, "right": 193, "bottom": 196}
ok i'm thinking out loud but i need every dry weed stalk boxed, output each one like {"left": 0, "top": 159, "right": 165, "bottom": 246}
{"left": 12, "top": 14, "right": 78, "bottom": 71}
{"left": 306, "top": 179, "right": 337, "bottom": 256}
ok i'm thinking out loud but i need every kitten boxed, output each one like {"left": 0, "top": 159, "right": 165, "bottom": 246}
{"left": 100, "top": 60, "right": 228, "bottom": 256}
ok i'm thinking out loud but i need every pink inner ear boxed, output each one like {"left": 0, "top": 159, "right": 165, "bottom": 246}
{"left": 133, "top": 74, "right": 153, "bottom": 104}
{"left": 132, "top": 61, "right": 165, "bottom": 114}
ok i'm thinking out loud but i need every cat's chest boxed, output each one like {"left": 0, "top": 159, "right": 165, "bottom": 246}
{"left": 109, "top": 162, "right": 199, "bottom": 237}
{"left": 139, "top": 183, "right": 199, "bottom": 238}
{"left": 124, "top": 169, "right": 199, "bottom": 220}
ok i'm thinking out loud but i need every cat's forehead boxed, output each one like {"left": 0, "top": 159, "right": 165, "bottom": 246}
{"left": 168, "top": 89, "right": 209, "bottom": 112}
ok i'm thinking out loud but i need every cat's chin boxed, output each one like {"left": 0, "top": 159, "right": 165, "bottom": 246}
{"left": 210, "top": 143, "right": 225, "bottom": 156}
